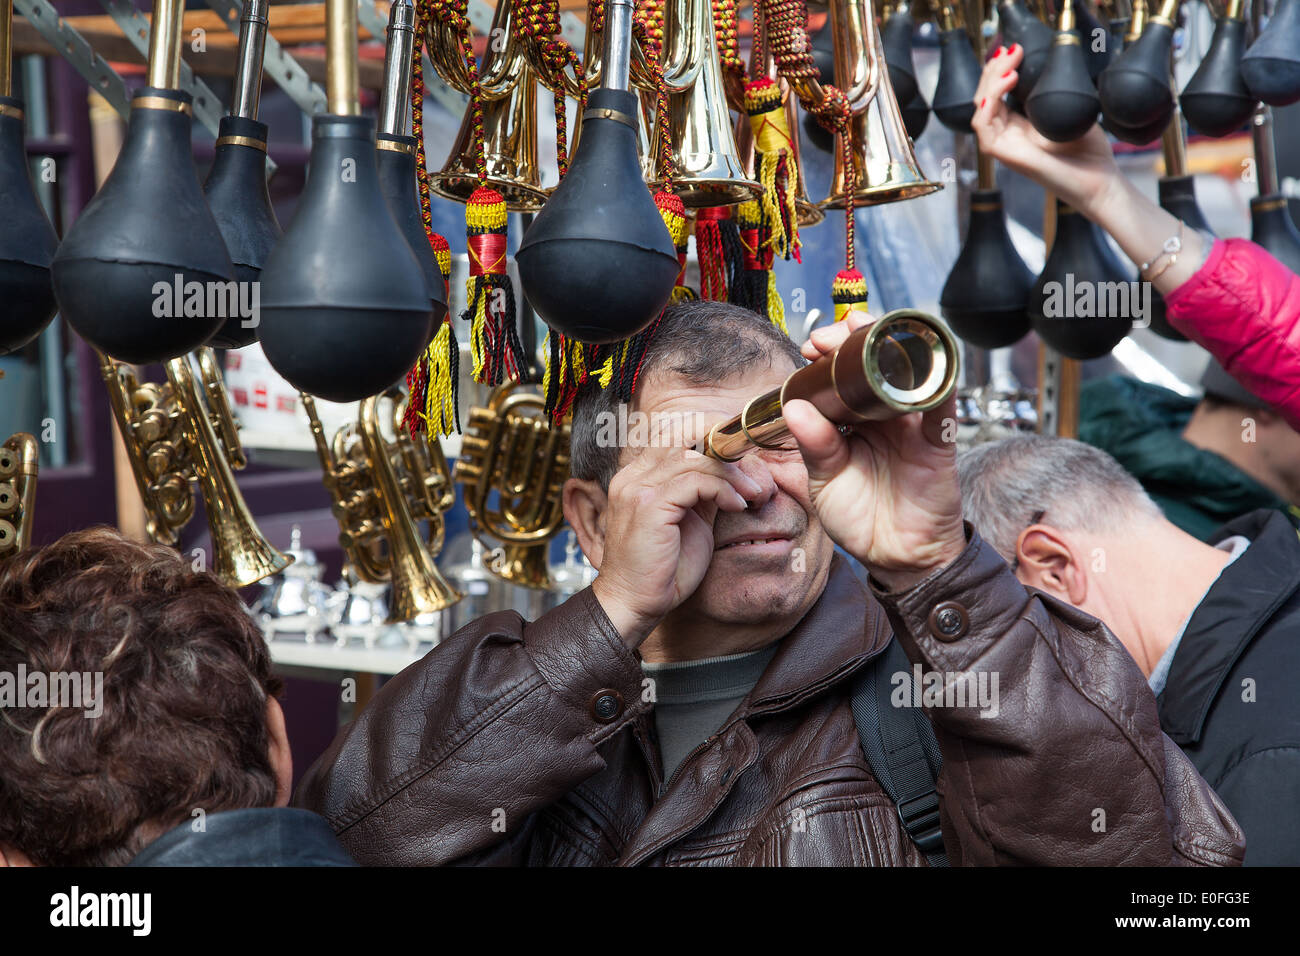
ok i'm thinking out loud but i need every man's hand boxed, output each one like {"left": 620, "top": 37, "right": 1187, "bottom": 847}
{"left": 783, "top": 310, "right": 966, "bottom": 591}
{"left": 590, "top": 444, "right": 760, "bottom": 646}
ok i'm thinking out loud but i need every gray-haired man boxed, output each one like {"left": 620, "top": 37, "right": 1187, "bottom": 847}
{"left": 959, "top": 435, "right": 1300, "bottom": 864}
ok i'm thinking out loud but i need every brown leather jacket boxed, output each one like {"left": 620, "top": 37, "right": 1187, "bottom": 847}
{"left": 295, "top": 531, "right": 1245, "bottom": 866}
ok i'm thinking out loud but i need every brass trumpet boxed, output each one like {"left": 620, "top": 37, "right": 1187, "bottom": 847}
{"left": 653, "top": 0, "right": 761, "bottom": 206}
{"left": 805, "top": 0, "right": 942, "bottom": 209}
{"left": 0, "top": 431, "right": 37, "bottom": 555}
{"left": 303, "top": 388, "right": 463, "bottom": 622}
{"left": 455, "top": 383, "right": 570, "bottom": 589}
{"left": 100, "top": 348, "right": 292, "bottom": 586}
{"left": 698, "top": 310, "right": 959, "bottom": 461}
{"left": 426, "top": 0, "right": 549, "bottom": 211}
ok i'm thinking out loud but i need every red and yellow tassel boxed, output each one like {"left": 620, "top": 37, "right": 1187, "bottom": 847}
{"left": 465, "top": 185, "right": 526, "bottom": 386}
{"left": 656, "top": 190, "right": 696, "bottom": 302}
{"left": 745, "top": 76, "right": 800, "bottom": 263}
{"left": 832, "top": 268, "right": 868, "bottom": 323}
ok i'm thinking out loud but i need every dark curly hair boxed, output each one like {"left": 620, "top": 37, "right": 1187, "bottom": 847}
{"left": 0, "top": 526, "right": 282, "bottom": 866}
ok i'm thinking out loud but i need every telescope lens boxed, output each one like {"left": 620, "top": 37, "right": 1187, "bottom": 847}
{"left": 876, "top": 329, "right": 933, "bottom": 392}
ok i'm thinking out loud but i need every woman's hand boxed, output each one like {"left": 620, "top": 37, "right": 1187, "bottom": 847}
{"left": 972, "top": 44, "right": 1121, "bottom": 219}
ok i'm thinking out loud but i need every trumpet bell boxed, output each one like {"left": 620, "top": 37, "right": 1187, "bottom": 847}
{"left": 818, "top": 0, "right": 941, "bottom": 210}
{"left": 429, "top": 65, "right": 550, "bottom": 213}
{"left": 652, "top": 0, "right": 761, "bottom": 208}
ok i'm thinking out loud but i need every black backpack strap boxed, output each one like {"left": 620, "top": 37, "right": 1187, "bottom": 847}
{"left": 849, "top": 637, "right": 949, "bottom": 867}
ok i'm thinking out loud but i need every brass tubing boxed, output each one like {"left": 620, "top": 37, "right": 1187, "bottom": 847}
{"left": 699, "top": 310, "right": 960, "bottom": 461}
{"left": 146, "top": 0, "right": 186, "bottom": 91}
{"left": 1, "top": 0, "right": 12, "bottom": 98}
{"left": 327, "top": 0, "right": 361, "bottom": 115}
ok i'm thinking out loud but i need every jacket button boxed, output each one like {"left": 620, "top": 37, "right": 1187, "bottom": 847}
{"left": 591, "top": 689, "right": 624, "bottom": 723}
{"left": 928, "top": 602, "right": 969, "bottom": 641}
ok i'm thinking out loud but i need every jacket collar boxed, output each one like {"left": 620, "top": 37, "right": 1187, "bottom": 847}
{"left": 128, "top": 808, "right": 357, "bottom": 867}
{"left": 1159, "top": 509, "right": 1300, "bottom": 745}
{"left": 743, "top": 552, "right": 893, "bottom": 715}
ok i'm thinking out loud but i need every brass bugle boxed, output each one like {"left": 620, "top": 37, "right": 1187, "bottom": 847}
{"left": 698, "top": 310, "right": 959, "bottom": 462}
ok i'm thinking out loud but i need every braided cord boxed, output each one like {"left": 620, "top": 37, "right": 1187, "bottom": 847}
{"left": 514, "top": 0, "right": 587, "bottom": 177}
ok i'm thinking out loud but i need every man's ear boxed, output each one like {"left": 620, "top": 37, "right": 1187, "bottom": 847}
{"left": 265, "top": 696, "right": 293, "bottom": 808}
{"left": 563, "top": 477, "right": 609, "bottom": 570}
{"left": 1016, "top": 525, "right": 1089, "bottom": 606}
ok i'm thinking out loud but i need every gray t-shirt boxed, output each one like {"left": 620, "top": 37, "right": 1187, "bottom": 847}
{"left": 642, "top": 643, "right": 779, "bottom": 793}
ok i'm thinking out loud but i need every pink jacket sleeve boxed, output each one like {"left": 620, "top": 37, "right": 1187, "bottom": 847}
{"left": 1165, "top": 237, "right": 1300, "bottom": 430}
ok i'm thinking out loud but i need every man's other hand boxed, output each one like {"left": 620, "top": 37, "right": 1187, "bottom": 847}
{"left": 784, "top": 310, "right": 967, "bottom": 591}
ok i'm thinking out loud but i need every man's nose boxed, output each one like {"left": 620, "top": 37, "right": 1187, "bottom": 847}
{"left": 736, "top": 454, "right": 778, "bottom": 510}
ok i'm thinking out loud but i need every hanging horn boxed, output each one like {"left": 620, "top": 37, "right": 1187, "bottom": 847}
{"left": 101, "top": 348, "right": 292, "bottom": 586}
{"left": 1146, "top": 103, "right": 1211, "bottom": 341}
{"left": 881, "top": 1, "right": 920, "bottom": 107}
{"left": 0, "top": 0, "right": 59, "bottom": 357}
{"left": 996, "top": 0, "right": 1056, "bottom": 104}
{"left": 378, "top": 0, "right": 450, "bottom": 323}
{"left": 932, "top": 2, "right": 983, "bottom": 133}
{"left": 1073, "top": 0, "right": 1114, "bottom": 81}
{"left": 515, "top": 0, "right": 679, "bottom": 344}
{"left": 428, "top": 0, "right": 549, "bottom": 211}
{"left": 650, "top": 0, "right": 760, "bottom": 206}
{"left": 1097, "top": 0, "right": 1180, "bottom": 144}
{"left": 1026, "top": 0, "right": 1102, "bottom": 142}
{"left": 1248, "top": 102, "right": 1300, "bottom": 273}
{"left": 454, "top": 383, "right": 571, "bottom": 589}
{"left": 940, "top": 151, "right": 1035, "bottom": 349}
{"left": 202, "top": 0, "right": 281, "bottom": 350}
{"left": 257, "top": 0, "right": 433, "bottom": 403}
{"left": 1029, "top": 199, "right": 1134, "bottom": 359}
{"left": 1240, "top": 0, "right": 1300, "bottom": 107}
{"left": 815, "top": 0, "right": 942, "bottom": 210}
{"left": 304, "top": 388, "right": 462, "bottom": 622}
{"left": 51, "top": 0, "right": 234, "bottom": 364}
{"left": 574, "top": 0, "right": 657, "bottom": 182}
{"left": 1179, "top": 0, "right": 1254, "bottom": 136}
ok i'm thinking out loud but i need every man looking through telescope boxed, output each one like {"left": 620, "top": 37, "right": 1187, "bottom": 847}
{"left": 297, "top": 300, "right": 1243, "bottom": 867}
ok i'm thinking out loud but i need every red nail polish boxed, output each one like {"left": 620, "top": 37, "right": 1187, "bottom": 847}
{"left": 1001, "top": 70, "right": 1012, "bottom": 78}
{"left": 997, "top": 45, "right": 1007, "bottom": 56}
{"left": 1011, "top": 43, "right": 1021, "bottom": 54}
{"left": 979, "top": 97, "right": 986, "bottom": 108}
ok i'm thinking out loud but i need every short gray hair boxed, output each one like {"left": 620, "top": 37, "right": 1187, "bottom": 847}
{"left": 569, "top": 300, "right": 805, "bottom": 489}
{"left": 957, "top": 435, "right": 1162, "bottom": 561}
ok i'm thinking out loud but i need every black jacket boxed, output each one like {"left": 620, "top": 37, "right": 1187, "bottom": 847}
{"left": 127, "top": 808, "right": 356, "bottom": 867}
{"left": 1158, "top": 509, "right": 1300, "bottom": 865}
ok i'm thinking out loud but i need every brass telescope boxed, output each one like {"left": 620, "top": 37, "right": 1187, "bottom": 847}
{"left": 698, "top": 310, "right": 959, "bottom": 462}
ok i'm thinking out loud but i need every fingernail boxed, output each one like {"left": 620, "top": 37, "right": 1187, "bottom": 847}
{"left": 979, "top": 97, "right": 986, "bottom": 108}
{"left": 996, "top": 45, "right": 1006, "bottom": 56}
{"left": 1011, "top": 43, "right": 1021, "bottom": 54}
{"left": 1001, "top": 69, "right": 1012, "bottom": 78}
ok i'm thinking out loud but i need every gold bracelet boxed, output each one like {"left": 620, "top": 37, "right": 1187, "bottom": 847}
{"left": 1146, "top": 252, "right": 1179, "bottom": 283}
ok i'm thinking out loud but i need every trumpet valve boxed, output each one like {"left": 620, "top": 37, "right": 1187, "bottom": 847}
{"left": 0, "top": 482, "right": 18, "bottom": 516}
